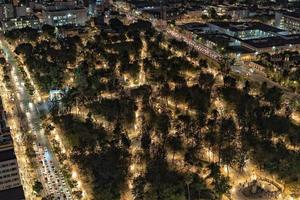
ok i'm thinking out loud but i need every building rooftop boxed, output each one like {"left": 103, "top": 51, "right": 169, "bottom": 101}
{"left": 210, "top": 21, "right": 284, "bottom": 33}
{"left": 180, "top": 23, "right": 209, "bottom": 34}
{"left": 199, "top": 33, "right": 233, "bottom": 46}
{"left": 43, "top": 6, "right": 87, "bottom": 12}
{"left": 242, "top": 34, "right": 300, "bottom": 48}
{"left": 0, "top": 186, "right": 25, "bottom": 200}
{"left": 282, "top": 11, "right": 300, "bottom": 19}
{"left": 180, "top": 22, "right": 208, "bottom": 30}
{"left": 227, "top": 45, "right": 255, "bottom": 54}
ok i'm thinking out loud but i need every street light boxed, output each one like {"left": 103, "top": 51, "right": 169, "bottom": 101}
{"left": 29, "top": 102, "right": 34, "bottom": 111}
{"left": 72, "top": 171, "right": 77, "bottom": 179}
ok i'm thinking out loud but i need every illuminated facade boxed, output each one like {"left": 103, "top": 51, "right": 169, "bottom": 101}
{"left": 208, "top": 22, "right": 287, "bottom": 40}
{"left": 275, "top": 11, "right": 300, "bottom": 33}
{"left": 1, "top": 16, "right": 40, "bottom": 32}
{"left": 42, "top": 7, "right": 88, "bottom": 26}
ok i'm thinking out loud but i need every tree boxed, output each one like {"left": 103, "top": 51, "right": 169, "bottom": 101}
{"left": 132, "top": 176, "right": 146, "bottom": 200}
{"left": 223, "top": 75, "right": 237, "bottom": 88}
{"left": 219, "top": 118, "right": 237, "bottom": 167}
{"left": 243, "top": 80, "right": 250, "bottom": 94}
{"left": 191, "top": 175, "right": 213, "bottom": 199}
{"left": 160, "top": 82, "right": 170, "bottom": 104}
{"left": 198, "top": 59, "right": 208, "bottom": 69}
{"left": 0, "top": 57, "right": 6, "bottom": 65}
{"left": 85, "top": 112, "right": 94, "bottom": 129}
{"left": 167, "top": 135, "right": 182, "bottom": 163}
{"left": 23, "top": 27, "right": 39, "bottom": 41}
{"left": 109, "top": 18, "right": 125, "bottom": 33}
{"left": 15, "top": 43, "right": 33, "bottom": 57}
{"left": 129, "top": 20, "right": 153, "bottom": 32}
{"left": 263, "top": 86, "right": 283, "bottom": 109}
{"left": 184, "top": 146, "right": 202, "bottom": 166}
{"left": 201, "top": 14, "right": 209, "bottom": 20}
{"left": 214, "top": 176, "right": 231, "bottom": 197}
{"left": 144, "top": 153, "right": 186, "bottom": 200}
{"left": 198, "top": 72, "right": 215, "bottom": 90}
{"left": 43, "top": 122, "right": 54, "bottom": 135}
{"left": 189, "top": 49, "right": 199, "bottom": 59}
{"left": 155, "top": 113, "right": 170, "bottom": 141}
{"left": 208, "top": 7, "right": 218, "bottom": 19}
{"left": 260, "top": 81, "right": 268, "bottom": 95}
{"left": 33, "top": 181, "right": 43, "bottom": 194}
{"left": 207, "top": 163, "right": 231, "bottom": 198}
{"left": 207, "top": 163, "right": 221, "bottom": 180}
{"left": 141, "top": 131, "right": 151, "bottom": 152}
{"left": 111, "top": 122, "right": 130, "bottom": 147}
{"left": 184, "top": 174, "right": 193, "bottom": 200}
{"left": 220, "top": 57, "right": 234, "bottom": 74}
{"left": 42, "top": 24, "right": 55, "bottom": 36}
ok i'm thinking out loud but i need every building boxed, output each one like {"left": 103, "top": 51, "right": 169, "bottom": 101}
{"left": 141, "top": 5, "right": 185, "bottom": 21}
{"left": 88, "top": 0, "right": 109, "bottom": 16}
{"left": 181, "top": 21, "right": 300, "bottom": 60}
{"left": 0, "top": 4, "right": 14, "bottom": 21}
{"left": 208, "top": 21, "right": 288, "bottom": 40}
{"left": 0, "top": 146, "right": 25, "bottom": 200}
{"left": 241, "top": 34, "right": 300, "bottom": 52}
{"left": 0, "top": 97, "right": 25, "bottom": 200}
{"left": 226, "top": 6, "right": 250, "bottom": 21}
{"left": 180, "top": 22, "right": 210, "bottom": 34}
{"left": 272, "top": 0, "right": 300, "bottom": 6}
{"left": 1, "top": 15, "right": 40, "bottom": 32}
{"left": 42, "top": 7, "right": 88, "bottom": 26}
{"left": 275, "top": 11, "right": 300, "bottom": 33}
{"left": 0, "top": 148, "right": 23, "bottom": 190}
{"left": 42, "top": 1, "right": 76, "bottom": 10}
{"left": 15, "top": 6, "right": 27, "bottom": 17}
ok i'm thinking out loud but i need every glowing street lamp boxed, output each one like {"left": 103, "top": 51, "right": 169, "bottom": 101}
{"left": 72, "top": 171, "right": 77, "bottom": 179}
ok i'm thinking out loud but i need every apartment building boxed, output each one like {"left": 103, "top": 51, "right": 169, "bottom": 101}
{"left": 275, "top": 11, "right": 300, "bottom": 33}
{"left": 0, "top": 97, "right": 25, "bottom": 200}
{"left": 1, "top": 15, "right": 40, "bottom": 32}
{"left": 42, "top": 6, "right": 88, "bottom": 26}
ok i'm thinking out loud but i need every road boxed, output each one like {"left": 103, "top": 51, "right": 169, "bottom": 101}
{"left": 164, "top": 29, "right": 222, "bottom": 62}
{"left": 231, "top": 64, "right": 300, "bottom": 100}
{"left": 0, "top": 39, "right": 73, "bottom": 200}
